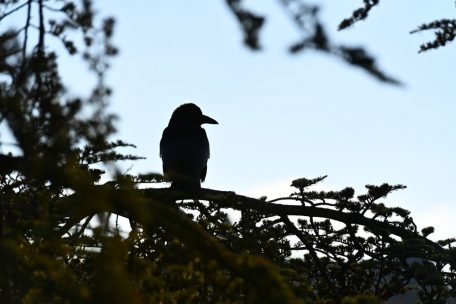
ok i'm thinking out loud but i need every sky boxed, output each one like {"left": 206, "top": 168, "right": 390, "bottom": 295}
{"left": 4, "top": 1, "right": 456, "bottom": 240}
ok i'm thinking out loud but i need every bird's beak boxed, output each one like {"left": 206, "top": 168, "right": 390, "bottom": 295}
{"left": 201, "top": 114, "right": 218, "bottom": 125}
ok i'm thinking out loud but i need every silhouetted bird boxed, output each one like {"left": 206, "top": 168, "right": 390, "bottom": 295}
{"left": 160, "top": 103, "right": 218, "bottom": 191}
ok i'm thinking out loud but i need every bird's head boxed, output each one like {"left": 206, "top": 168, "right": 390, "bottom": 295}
{"left": 169, "top": 103, "right": 218, "bottom": 127}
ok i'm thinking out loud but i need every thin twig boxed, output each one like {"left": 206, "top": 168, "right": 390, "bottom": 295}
{"left": 22, "top": 0, "right": 32, "bottom": 64}
{"left": 0, "top": 1, "right": 29, "bottom": 22}
{"left": 42, "top": 3, "right": 63, "bottom": 13}
{"left": 70, "top": 215, "right": 93, "bottom": 242}
{"left": 38, "top": 0, "right": 45, "bottom": 53}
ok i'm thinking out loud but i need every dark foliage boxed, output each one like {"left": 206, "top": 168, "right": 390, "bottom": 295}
{"left": 225, "top": 0, "right": 265, "bottom": 50}
{"left": 339, "top": 0, "right": 456, "bottom": 52}
{"left": 226, "top": 0, "right": 400, "bottom": 85}
{"left": 338, "top": 0, "right": 380, "bottom": 30}
{"left": 411, "top": 19, "right": 456, "bottom": 52}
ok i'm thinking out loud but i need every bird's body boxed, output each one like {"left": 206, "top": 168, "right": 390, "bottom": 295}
{"left": 160, "top": 103, "right": 217, "bottom": 190}
{"left": 160, "top": 126, "right": 209, "bottom": 187}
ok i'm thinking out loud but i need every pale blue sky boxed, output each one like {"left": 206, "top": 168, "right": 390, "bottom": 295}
{"left": 5, "top": 1, "right": 456, "bottom": 239}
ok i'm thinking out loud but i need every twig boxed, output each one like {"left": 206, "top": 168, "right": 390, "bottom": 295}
{"left": 0, "top": 1, "right": 29, "bottom": 22}
{"left": 38, "top": 0, "right": 45, "bottom": 53}
{"left": 22, "top": 0, "right": 32, "bottom": 64}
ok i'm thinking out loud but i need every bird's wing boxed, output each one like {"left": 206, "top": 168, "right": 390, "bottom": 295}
{"left": 201, "top": 165, "right": 207, "bottom": 182}
{"left": 200, "top": 129, "right": 210, "bottom": 182}
{"left": 160, "top": 127, "right": 168, "bottom": 158}
{"left": 160, "top": 127, "right": 176, "bottom": 177}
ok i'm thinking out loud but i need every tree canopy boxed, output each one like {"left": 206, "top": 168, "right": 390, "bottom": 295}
{"left": 1, "top": 1, "right": 455, "bottom": 303}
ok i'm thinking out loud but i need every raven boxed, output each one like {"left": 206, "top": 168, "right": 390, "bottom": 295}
{"left": 160, "top": 103, "right": 218, "bottom": 190}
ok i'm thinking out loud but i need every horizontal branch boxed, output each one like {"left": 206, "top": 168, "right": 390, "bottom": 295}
{"left": 54, "top": 186, "right": 446, "bottom": 264}
{"left": 142, "top": 187, "right": 444, "bottom": 254}
{"left": 144, "top": 188, "right": 413, "bottom": 237}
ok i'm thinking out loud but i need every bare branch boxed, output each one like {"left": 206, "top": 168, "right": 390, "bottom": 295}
{"left": 0, "top": 1, "right": 28, "bottom": 21}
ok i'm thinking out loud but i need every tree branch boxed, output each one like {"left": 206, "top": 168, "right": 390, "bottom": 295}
{"left": 54, "top": 186, "right": 448, "bottom": 270}
{"left": 38, "top": 0, "right": 45, "bottom": 53}
{"left": 141, "top": 188, "right": 445, "bottom": 254}
{"left": 22, "top": 0, "right": 32, "bottom": 63}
